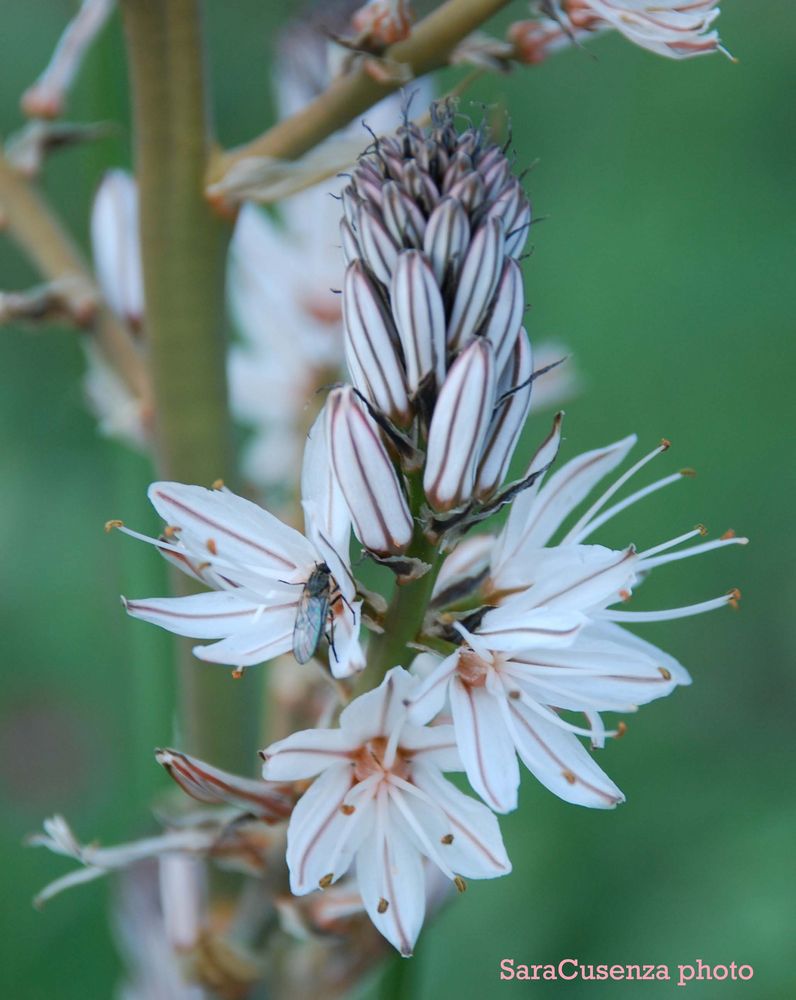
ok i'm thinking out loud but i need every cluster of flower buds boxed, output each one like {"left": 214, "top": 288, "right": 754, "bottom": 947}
{"left": 329, "top": 103, "right": 546, "bottom": 562}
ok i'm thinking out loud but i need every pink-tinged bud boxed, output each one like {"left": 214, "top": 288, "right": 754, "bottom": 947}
{"left": 481, "top": 258, "right": 525, "bottom": 374}
{"left": 474, "top": 329, "right": 533, "bottom": 500}
{"left": 351, "top": 0, "right": 414, "bottom": 47}
{"left": 447, "top": 218, "right": 504, "bottom": 349}
{"left": 424, "top": 340, "right": 497, "bottom": 511}
{"left": 156, "top": 748, "right": 294, "bottom": 822}
{"left": 327, "top": 388, "right": 413, "bottom": 555}
{"left": 343, "top": 261, "right": 411, "bottom": 424}
{"left": 391, "top": 251, "right": 446, "bottom": 393}
{"left": 90, "top": 170, "right": 144, "bottom": 330}
{"left": 423, "top": 196, "right": 470, "bottom": 285}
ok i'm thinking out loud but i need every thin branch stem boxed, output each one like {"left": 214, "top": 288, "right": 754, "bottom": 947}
{"left": 121, "top": 0, "right": 259, "bottom": 773}
{"left": 0, "top": 151, "right": 151, "bottom": 406}
{"left": 207, "top": 0, "right": 512, "bottom": 184}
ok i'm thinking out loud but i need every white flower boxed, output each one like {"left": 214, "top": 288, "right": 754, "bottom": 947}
{"left": 522, "top": 0, "right": 726, "bottom": 62}
{"left": 418, "top": 425, "right": 746, "bottom": 812}
{"left": 260, "top": 667, "right": 510, "bottom": 956}
{"left": 120, "top": 413, "right": 363, "bottom": 678}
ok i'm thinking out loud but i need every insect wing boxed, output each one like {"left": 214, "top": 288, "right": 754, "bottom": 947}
{"left": 292, "top": 572, "right": 331, "bottom": 664}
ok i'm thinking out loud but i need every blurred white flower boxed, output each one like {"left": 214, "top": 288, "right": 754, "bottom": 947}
{"left": 261, "top": 666, "right": 510, "bottom": 956}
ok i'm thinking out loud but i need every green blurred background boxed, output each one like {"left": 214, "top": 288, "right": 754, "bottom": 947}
{"left": 1, "top": 2, "right": 793, "bottom": 997}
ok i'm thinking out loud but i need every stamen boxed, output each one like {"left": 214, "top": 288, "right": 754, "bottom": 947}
{"left": 231, "top": 668, "right": 244, "bottom": 680}
{"left": 506, "top": 681, "right": 622, "bottom": 735}
{"left": 614, "top": 721, "right": 628, "bottom": 739}
{"left": 599, "top": 592, "right": 737, "bottom": 622}
{"left": 454, "top": 876, "right": 467, "bottom": 893}
{"left": 104, "top": 519, "right": 124, "bottom": 532}
{"left": 658, "top": 667, "right": 672, "bottom": 680}
{"left": 641, "top": 535, "right": 748, "bottom": 570}
{"left": 562, "top": 769, "right": 576, "bottom": 784}
{"left": 637, "top": 526, "right": 705, "bottom": 560}
{"left": 341, "top": 804, "right": 356, "bottom": 815}
{"left": 572, "top": 472, "right": 688, "bottom": 542}
{"left": 378, "top": 898, "right": 389, "bottom": 913}
{"left": 562, "top": 441, "right": 672, "bottom": 544}
{"left": 441, "top": 834, "right": 454, "bottom": 845}
{"left": 211, "top": 479, "right": 224, "bottom": 490}
{"left": 319, "top": 873, "right": 334, "bottom": 889}
{"left": 206, "top": 538, "right": 218, "bottom": 555}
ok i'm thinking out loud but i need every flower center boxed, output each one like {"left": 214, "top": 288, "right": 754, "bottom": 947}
{"left": 457, "top": 648, "right": 491, "bottom": 688}
{"left": 352, "top": 737, "right": 410, "bottom": 782}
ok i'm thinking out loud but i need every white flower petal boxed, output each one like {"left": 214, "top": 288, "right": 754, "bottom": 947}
{"left": 147, "top": 482, "right": 313, "bottom": 579}
{"left": 286, "top": 763, "right": 364, "bottom": 894}
{"left": 406, "top": 652, "right": 458, "bottom": 725}
{"left": 410, "top": 763, "right": 512, "bottom": 878}
{"left": 356, "top": 793, "right": 426, "bottom": 957}
{"left": 90, "top": 169, "right": 144, "bottom": 327}
{"left": 262, "top": 729, "right": 360, "bottom": 782}
{"left": 449, "top": 679, "right": 519, "bottom": 813}
{"left": 340, "top": 665, "right": 416, "bottom": 742}
{"left": 505, "top": 699, "right": 624, "bottom": 808}
{"left": 191, "top": 606, "right": 297, "bottom": 667}
{"left": 123, "top": 591, "right": 275, "bottom": 640}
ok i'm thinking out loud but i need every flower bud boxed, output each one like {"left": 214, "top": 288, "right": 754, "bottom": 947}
{"left": 480, "top": 258, "right": 525, "bottom": 374}
{"left": 90, "top": 169, "right": 144, "bottom": 329}
{"left": 390, "top": 250, "right": 446, "bottom": 393}
{"left": 327, "top": 387, "right": 413, "bottom": 555}
{"left": 446, "top": 218, "right": 504, "bottom": 349}
{"left": 474, "top": 329, "right": 533, "bottom": 500}
{"left": 424, "top": 340, "right": 497, "bottom": 511}
{"left": 343, "top": 261, "right": 411, "bottom": 424}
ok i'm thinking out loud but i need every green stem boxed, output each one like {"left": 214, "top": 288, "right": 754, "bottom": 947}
{"left": 363, "top": 475, "right": 443, "bottom": 687}
{"left": 121, "top": 0, "right": 260, "bottom": 773}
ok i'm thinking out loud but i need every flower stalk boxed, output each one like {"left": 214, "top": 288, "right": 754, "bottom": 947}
{"left": 120, "top": 0, "right": 258, "bottom": 773}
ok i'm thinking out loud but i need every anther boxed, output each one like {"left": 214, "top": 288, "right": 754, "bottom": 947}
{"left": 619, "top": 589, "right": 632, "bottom": 602}
{"left": 660, "top": 438, "right": 671, "bottom": 451}
{"left": 696, "top": 523, "right": 708, "bottom": 536}
{"left": 319, "top": 873, "right": 334, "bottom": 889}
{"left": 562, "top": 770, "right": 576, "bottom": 785}
{"left": 377, "top": 898, "right": 389, "bottom": 913}
{"left": 206, "top": 538, "right": 218, "bottom": 555}
{"left": 197, "top": 561, "right": 211, "bottom": 572}
{"left": 679, "top": 468, "right": 697, "bottom": 477}
{"left": 163, "top": 525, "right": 180, "bottom": 538}
{"left": 721, "top": 529, "right": 736, "bottom": 540}
{"left": 104, "top": 519, "right": 124, "bottom": 532}
{"left": 614, "top": 721, "right": 628, "bottom": 739}
{"left": 657, "top": 667, "right": 672, "bottom": 681}
{"left": 231, "top": 668, "right": 244, "bottom": 680}
{"left": 440, "top": 833, "right": 454, "bottom": 845}
{"left": 341, "top": 804, "right": 356, "bottom": 816}
{"left": 454, "top": 876, "right": 467, "bottom": 893}
{"left": 508, "top": 689, "right": 521, "bottom": 700}
{"left": 728, "top": 587, "right": 741, "bottom": 609}
{"left": 211, "top": 479, "right": 224, "bottom": 490}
